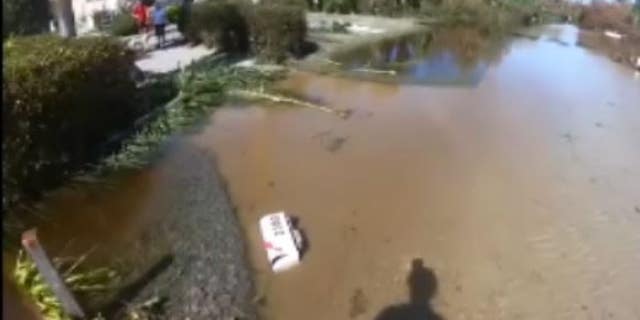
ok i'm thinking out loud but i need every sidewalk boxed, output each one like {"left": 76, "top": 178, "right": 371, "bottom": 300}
{"left": 124, "top": 24, "right": 217, "bottom": 74}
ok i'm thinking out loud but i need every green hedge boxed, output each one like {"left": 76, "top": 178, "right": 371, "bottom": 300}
{"left": 3, "top": 0, "right": 51, "bottom": 39}
{"left": 109, "top": 12, "right": 138, "bottom": 36}
{"left": 3, "top": 35, "right": 138, "bottom": 211}
{"left": 185, "top": 1, "right": 250, "bottom": 52}
{"left": 167, "top": 4, "right": 182, "bottom": 24}
{"left": 322, "top": 0, "right": 358, "bottom": 13}
{"left": 247, "top": 4, "right": 308, "bottom": 62}
{"left": 185, "top": 1, "right": 307, "bottom": 63}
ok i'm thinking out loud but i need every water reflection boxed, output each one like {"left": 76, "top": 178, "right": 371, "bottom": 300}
{"left": 333, "top": 28, "right": 510, "bottom": 86}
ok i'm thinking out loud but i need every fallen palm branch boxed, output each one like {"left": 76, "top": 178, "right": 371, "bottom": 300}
{"left": 77, "top": 67, "right": 283, "bottom": 173}
{"left": 323, "top": 58, "right": 343, "bottom": 66}
{"left": 351, "top": 68, "right": 397, "bottom": 76}
{"left": 50, "top": 66, "right": 342, "bottom": 190}
{"left": 228, "top": 88, "right": 353, "bottom": 119}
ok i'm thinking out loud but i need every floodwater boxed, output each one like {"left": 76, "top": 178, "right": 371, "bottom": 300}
{"left": 332, "top": 28, "right": 505, "bottom": 86}
{"left": 198, "top": 25, "right": 640, "bottom": 320}
{"left": 6, "top": 24, "right": 640, "bottom": 319}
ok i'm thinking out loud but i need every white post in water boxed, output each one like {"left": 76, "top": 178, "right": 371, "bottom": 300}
{"left": 21, "top": 229, "right": 86, "bottom": 319}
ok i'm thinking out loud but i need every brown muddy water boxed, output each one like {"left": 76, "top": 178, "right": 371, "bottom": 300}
{"left": 7, "top": 24, "right": 640, "bottom": 319}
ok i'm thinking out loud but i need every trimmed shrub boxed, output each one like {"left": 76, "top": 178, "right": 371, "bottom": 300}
{"left": 3, "top": 35, "right": 138, "bottom": 211}
{"left": 323, "top": 0, "right": 358, "bottom": 13}
{"left": 184, "top": 2, "right": 308, "bottom": 62}
{"left": 167, "top": 4, "right": 182, "bottom": 24}
{"left": 110, "top": 12, "right": 139, "bottom": 36}
{"left": 247, "top": 4, "right": 308, "bottom": 62}
{"left": 185, "top": 1, "right": 250, "bottom": 52}
{"left": 92, "top": 10, "right": 113, "bottom": 31}
{"left": 3, "top": 0, "right": 51, "bottom": 39}
{"left": 356, "top": 0, "right": 407, "bottom": 15}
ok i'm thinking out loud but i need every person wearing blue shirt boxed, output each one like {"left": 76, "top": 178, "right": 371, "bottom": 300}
{"left": 152, "top": 2, "right": 169, "bottom": 48}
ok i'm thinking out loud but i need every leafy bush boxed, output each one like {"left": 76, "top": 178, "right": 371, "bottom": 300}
{"left": 185, "top": 1, "right": 250, "bottom": 52}
{"left": 13, "top": 250, "right": 119, "bottom": 320}
{"left": 92, "top": 10, "right": 113, "bottom": 31}
{"left": 3, "top": 0, "right": 51, "bottom": 39}
{"left": 579, "top": 2, "right": 635, "bottom": 32}
{"left": 167, "top": 4, "right": 182, "bottom": 24}
{"left": 355, "top": 0, "right": 415, "bottom": 15}
{"left": 109, "top": 12, "right": 138, "bottom": 36}
{"left": 185, "top": 1, "right": 307, "bottom": 62}
{"left": 323, "top": 0, "right": 358, "bottom": 13}
{"left": 3, "top": 35, "right": 138, "bottom": 211}
{"left": 417, "top": 0, "right": 535, "bottom": 33}
{"left": 247, "top": 4, "right": 308, "bottom": 62}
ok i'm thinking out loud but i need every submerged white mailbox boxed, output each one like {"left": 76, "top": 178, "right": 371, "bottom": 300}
{"left": 259, "top": 212, "right": 303, "bottom": 273}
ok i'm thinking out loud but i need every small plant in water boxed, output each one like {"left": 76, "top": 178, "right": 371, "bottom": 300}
{"left": 13, "top": 250, "right": 119, "bottom": 320}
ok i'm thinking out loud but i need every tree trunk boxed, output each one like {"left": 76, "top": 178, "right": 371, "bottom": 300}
{"left": 51, "top": 0, "right": 76, "bottom": 37}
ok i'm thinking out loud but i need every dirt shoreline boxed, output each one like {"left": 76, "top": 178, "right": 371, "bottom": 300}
{"left": 108, "top": 142, "right": 259, "bottom": 319}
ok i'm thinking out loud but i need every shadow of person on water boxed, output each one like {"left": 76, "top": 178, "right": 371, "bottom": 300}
{"left": 374, "top": 258, "right": 443, "bottom": 320}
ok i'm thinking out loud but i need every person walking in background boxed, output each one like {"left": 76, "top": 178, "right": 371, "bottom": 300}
{"left": 152, "top": 2, "right": 168, "bottom": 49}
{"left": 132, "top": 0, "right": 150, "bottom": 36}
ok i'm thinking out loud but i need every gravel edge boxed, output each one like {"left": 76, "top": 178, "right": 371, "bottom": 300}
{"left": 123, "top": 140, "right": 257, "bottom": 320}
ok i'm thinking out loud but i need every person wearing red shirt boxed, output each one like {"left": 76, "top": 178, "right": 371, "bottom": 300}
{"left": 132, "top": 0, "right": 150, "bottom": 35}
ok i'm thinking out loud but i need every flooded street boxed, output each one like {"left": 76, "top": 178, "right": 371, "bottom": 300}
{"left": 196, "top": 25, "right": 640, "bottom": 319}
{"left": 8, "top": 24, "right": 640, "bottom": 319}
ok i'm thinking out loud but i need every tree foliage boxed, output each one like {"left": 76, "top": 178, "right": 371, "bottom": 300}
{"left": 3, "top": 0, "right": 52, "bottom": 38}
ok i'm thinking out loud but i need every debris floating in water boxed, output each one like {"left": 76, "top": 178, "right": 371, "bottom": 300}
{"left": 347, "top": 24, "right": 384, "bottom": 34}
{"left": 229, "top": 89, "right": 352, "bottom": 119}
{"left": 603, "top": 30, "right": 623, "bottom": 40}
{"left": 259, "top": 212, "right": 304, "bottom": 273}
